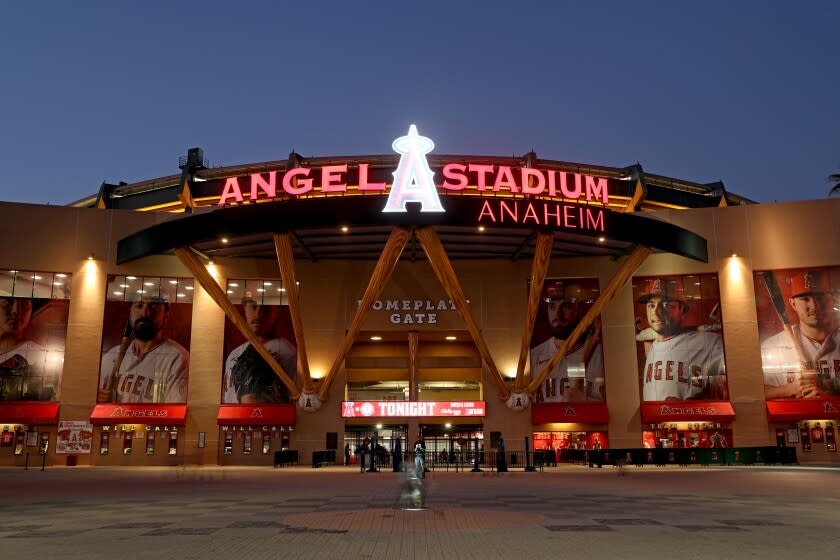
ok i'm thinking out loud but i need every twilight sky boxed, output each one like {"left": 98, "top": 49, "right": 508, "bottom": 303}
{"left": 1, "top": 1, "right": 838, "bottom": 205}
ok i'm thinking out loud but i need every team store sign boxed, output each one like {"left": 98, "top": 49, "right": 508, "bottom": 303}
{"left": 217, "top": 125, "right": 609, "bottom": 232}
{"left": 342, "top": 400, "right": 486, "bottom": 418}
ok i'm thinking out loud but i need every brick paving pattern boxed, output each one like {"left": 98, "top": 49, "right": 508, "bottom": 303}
{"left": 0, "top": 465, "right": 838, "bottom": 559}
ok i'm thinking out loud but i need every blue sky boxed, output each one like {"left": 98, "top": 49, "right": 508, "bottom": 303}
{"left": 1, "top": 1, "right": 837, "bottom": 205}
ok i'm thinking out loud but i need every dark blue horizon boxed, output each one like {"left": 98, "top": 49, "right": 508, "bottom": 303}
{"left": 1, "top": 1, "right": 837, "bottom": 205}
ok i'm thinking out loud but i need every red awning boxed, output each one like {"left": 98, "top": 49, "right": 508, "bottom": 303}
{"left": 640, "top": 401, "right": 735, "bottom": 423}
{"left": 90, "top": 404, "right": 187, "bottom": 425}
{"left": 217, "top": 404, "right": 296, "bottom": 425}
{"left": 532, "top": 402, "right": 609, "bottom": 424}
{"left": 0, "top": 402, "right": 60, "bottom": 425}
{"left": 766, "top": 399, "right": 840, "bottom": 421}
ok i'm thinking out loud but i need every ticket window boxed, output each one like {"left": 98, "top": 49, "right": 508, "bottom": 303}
{"left": 224, "top": 432, "right": 233, "bottom": 455}
{"left": 262, "top": 433, "right": 271, "bottom": 455}
{"left": 39, "top": 432, "right": 50, "bottom": 455}
{"left": 14, "top": 431, "right": 24, "bottom": 455}
{"left": 825, "top": 425, "right": 836, "bottom": 452}
{"left": 243, "top": 433, "right": 252, "bottom": 455}
{"left": 100, "top": 431, "right": 110, "bottom": 455}
{"left": 123, "top": 432, "right": 133, "bottom": 455}
{"left": 168, "top": 432, "right": 178, "bottom": 455}
{"left": 145, "top": 432, "right": 155, "bottom": 455}
{"left": 687, "top": 432, "right": 700, "bottom": 448}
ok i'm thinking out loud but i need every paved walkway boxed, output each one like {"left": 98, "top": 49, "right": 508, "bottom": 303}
{"left": 1, "top": 464, "right": 839, "bottom": 559}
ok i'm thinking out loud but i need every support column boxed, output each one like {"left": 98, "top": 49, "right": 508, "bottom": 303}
{"left": 526, "top": 244, "right": 652, "bottom": 394}
{"left": 408, "top": 330, "right": 419, "bottom": 401}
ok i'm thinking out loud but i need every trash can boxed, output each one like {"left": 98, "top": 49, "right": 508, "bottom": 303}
{"left": 66, "top": 455, "right": 78, "bottom": 467}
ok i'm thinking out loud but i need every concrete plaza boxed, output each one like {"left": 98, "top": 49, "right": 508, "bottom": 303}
{"left": 1, "top": 463, "right": 839, "bottom": 559}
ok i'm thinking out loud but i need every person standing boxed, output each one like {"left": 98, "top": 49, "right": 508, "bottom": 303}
{"left": 761, "top": 270, "right": 840, "bottom": 398}
{"left": 637, "top": 278, "right": 727, "bottom": 401}
{"left": 98, "top": 295, "right": 189, "bottom": 403}
{"left": 223, "top": 298, "right": 297, "bottom": 404}
{"left": 0, "top": 297, "right": 58, "bottom": 401}
{"left": 530, "top": 281, "right": 605, "bottom": 402}
{"left": 414, "top": 437, "right": 426, "bottom": 478}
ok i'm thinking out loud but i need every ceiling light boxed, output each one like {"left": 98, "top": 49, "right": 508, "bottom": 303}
{"left": 221, "top": 237, "right": 229, "bottom": 244}
{"left": 445, "top": 336, "right": 457, "bottom": 341}
{"left": 341, "top": 226, "right": 349, "bottom": 233}
{"left": 370, "top": 336, "right": 382, "bottom": 341}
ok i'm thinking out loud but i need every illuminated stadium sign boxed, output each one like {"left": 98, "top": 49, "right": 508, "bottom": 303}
{"left": 341, "top": 400, "right": 486, "bottom": 418}
{"left": 217, "top": 125, "right": 611, "bottom": 211}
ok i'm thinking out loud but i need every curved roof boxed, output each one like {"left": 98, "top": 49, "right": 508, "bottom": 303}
{"left": 76, "top": 148, "right": 745, "bottom": 264}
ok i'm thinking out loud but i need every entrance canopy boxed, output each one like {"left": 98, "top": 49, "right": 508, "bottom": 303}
{"left": 116, "top": 195, "right": 707, "bottom": 264}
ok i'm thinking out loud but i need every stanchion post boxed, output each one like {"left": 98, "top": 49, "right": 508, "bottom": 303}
{"left": 524, "top": 436, "right": 536, "bottom": 472}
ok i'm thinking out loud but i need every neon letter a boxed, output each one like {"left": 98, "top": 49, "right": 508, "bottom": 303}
{"left": 382, "top": 125, "right": 445, "bottom": 212}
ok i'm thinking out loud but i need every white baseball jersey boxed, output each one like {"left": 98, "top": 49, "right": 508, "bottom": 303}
{"left": 761, "top": 326, "right": 840, "bottom": 392}
{"left": 222, "top": 338, "right": 297, "bottom": 404}
{"left": 100, "top": 339, "right": 189, "bottom": 403}
{"left": 642, "top": 329, "right": 725, "bottom": 401}
{"left": 530, "top": 336, "right": 605, "bottom": 402}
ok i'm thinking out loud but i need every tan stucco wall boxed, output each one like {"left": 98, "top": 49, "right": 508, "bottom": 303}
{"left": 1, "top": 198, "right": 839, "bottom": 465}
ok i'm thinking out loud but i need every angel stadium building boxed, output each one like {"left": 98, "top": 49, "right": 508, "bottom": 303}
{"left": 1, "top": 125, "right": 839, "bottom": 468}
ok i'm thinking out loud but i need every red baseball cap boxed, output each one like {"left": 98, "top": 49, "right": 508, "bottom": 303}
{"left": 637, "top": 277, "right": 686, "bottom": 304}
{"left": 789, "top": 270, "right": 831, "bottom": 298}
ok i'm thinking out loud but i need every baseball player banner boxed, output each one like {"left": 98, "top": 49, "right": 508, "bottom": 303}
{"left": 0, "top": 296, "right": 69, "bottom": 402}
{"left": 222, "top": 290, "right": 297, "bottom": 404}
{"left": 633, "top": 274, "right": 729, "bottom": 402}
{"left": 97, "top": 276, "right": 192, "bottom": 404}
{"left": 56, "top": 421, "right": 93, "bottom": 454}
{"left": 754, "top": 266, "right": 840, "bottom": 401}
{"left": 530, "top": 278, "right": 606, "bottom": 403}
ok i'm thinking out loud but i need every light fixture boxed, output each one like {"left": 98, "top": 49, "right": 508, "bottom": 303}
{"left": 598, "top": 237, "right": 605, "bottom": 243}
{"left": 445, "top": 335, "right": 457, "bottom": 341}
{"left": 478, "top": 225, "right": 485, "bottom": 232}
{"left": 341, "top": 226, "right": 349, "bottom": 233}
{"left": 370, "top": 336, "right": 382, "bottom": 341}
{"left": 376, "top": 424, "right": 383, "bottom": 429}
{"left": 445, "top": 423, "right": 452, "bottom": 429}
{"left": 730, "top": 250, "right": 737, "bottom": 257}
{"left": 208, "top": 258, "right": 215, "bottom": 265}
{"left": 221, "top": 237, "right": 229, "bottom": 244}
{"left": 88, "top": 253, "right": 95, "bottom": 260}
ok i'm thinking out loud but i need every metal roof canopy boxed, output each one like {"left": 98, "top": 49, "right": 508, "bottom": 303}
{"left": 116, "top": 196, "right": 708, "bottom": 264}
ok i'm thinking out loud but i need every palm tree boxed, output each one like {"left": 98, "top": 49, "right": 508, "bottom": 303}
{"left": 831, "top": 168, "right": 840, "bottom": 196}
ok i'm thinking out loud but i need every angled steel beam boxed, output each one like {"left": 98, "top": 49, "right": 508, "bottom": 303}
{"left": 525, "top": 244, "right": 652, "bottom": 394}
{"left": 513, "top": 231, "right": 553, "bottom": 392}
{"left": 415, "top": 226, "right": 509, "bottom": 399}
{"left": 174, "top": 246, "right": 300, "bottom": 399}
{"left": 317, "top": 225, "right": 412, "bottom": 401}
{"left": 274, "top": 233, "right": 313, "bottom": 394}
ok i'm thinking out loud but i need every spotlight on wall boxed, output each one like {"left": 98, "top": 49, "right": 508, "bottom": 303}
{"left": 730, "top": 250, "right": 737, "bottom": 257}
{"left": 88, "top": 253, "right": 95, "bottom": 260}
